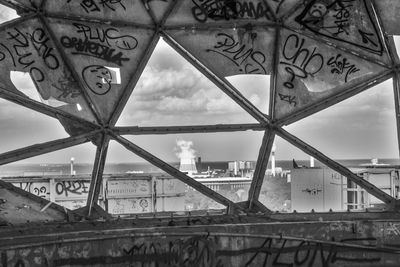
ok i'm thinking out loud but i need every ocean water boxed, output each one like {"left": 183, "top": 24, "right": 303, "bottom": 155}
{"left": 0, "top": 158, "right": 398, "bottom": 177}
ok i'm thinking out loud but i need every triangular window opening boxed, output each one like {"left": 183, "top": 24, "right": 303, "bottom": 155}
{"left": 394, "top": 36, "right": 400, "bottom": 60}
{"left": 116, "top": 39, "right": 258, "bottom": 127}
{"left": 0, "top": 5, "right": 19, "bottom": 24}
{"left": 0, "top": 143, "right": 97, "bottom": 211}
{"left": 0, "top": 97, "right": 68, "bottom": 154}
{"left": 126, "top": 130, "right": 263, "bottom": 206}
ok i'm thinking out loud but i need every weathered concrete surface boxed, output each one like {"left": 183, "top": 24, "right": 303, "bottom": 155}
{"left": 1, "top": 214, "right": 400, "bottom": 266}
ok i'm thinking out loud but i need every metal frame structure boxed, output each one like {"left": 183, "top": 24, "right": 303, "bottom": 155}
{"left": 0, "top": 0, "right": 399, "bottom": 218}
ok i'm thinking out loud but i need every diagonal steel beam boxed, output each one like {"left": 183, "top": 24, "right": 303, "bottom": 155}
{"left": 248, "top": 130, "right": 275, "bottom": 212}
{"left": 108, "top": 32, "right": 160, "bottom": 126}
{"left": 276, "top": 127, "right": 396, "bottom": 206}
{"left": 0, "top": 87, "right": 99, "bottom": 129}
{"left": 111, "top": 133, "right": 244, "bottom": 213}
{"left": 369, "top": 0, "right": 395, "bottom": 66}
{"left": 158, "top": 0, "right": 180, "bottom": 26}
{"left": 0, "top": 130, "right": 100, "bottom": 166}
{"left": 113, "top": 123, "right": 265, "bottom": 135}
{"left": 87, "top": 133, "right": 109, "bottom": 217}
{"left": 270, "top": 26, "right": 281, "bottom": 119}
{"left": 142, "top": 0, "right": 178, "bottom": 26}
{"left": 44, "top": 13, "right": 155, "bottom": 31}
{"left": 162, "top": 32, "right": 270, "bottom": 125}
{"left": 393, "top": 72, "right": 400, "bottom": 159}
{"left": 276, "top": 70, "right": 393, "bottom": 126}
{"left": 0, "top": 0, "right": 36, "bottom": 12}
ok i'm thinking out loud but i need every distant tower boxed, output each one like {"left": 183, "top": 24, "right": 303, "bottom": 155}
{"left": 310, "top": 156, "right": 315, "bottom": 168}
{"left": 179, "top": 156, "right": 197, "bottom": 176}
{"left": 70, "top": 157, "right": 75, "bottom": 176}
{"left": 271, "top": 143, "right": 276, "bottom": 176}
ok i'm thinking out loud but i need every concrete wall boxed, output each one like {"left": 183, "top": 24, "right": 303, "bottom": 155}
{"left": 3, "top": 174, "right": 186, "bottom": 215}
{"left": 1, "top": 216, "right": 400, "bottom": 266}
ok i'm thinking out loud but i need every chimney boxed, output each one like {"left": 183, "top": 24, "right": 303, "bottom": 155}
{"left": 70, "top": 157, "right": 75, "bottom": 176}
{"left": 271, "top": 143, "right": 276, "bottom": 176}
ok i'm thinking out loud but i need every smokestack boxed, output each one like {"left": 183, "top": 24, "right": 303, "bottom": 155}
{"left": 70, "top": 157, "right": 75, "bottom": 176}
{"left": 271, "top": 143, "right": 276, "bottom": 176}
{"left": 310, "top": 156, "right": 315, "bottom": 168}
{"left": 176, "top": 139, "right": 197, "bottom": 176}
{"left": 197, "top": 157, "right": 202, "bottom": 172}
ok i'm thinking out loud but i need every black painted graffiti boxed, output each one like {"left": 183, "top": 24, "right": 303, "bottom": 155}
{"left": 15, "top": 182, "right": 49, "bottom": 198}
{"left": 82, "top": 65, "right": 113, "bottom": 95}
{"left": 272, "top": 0, "right": 286, "bottom": 15}
{"left": 72, "top": 23, "right": 138, "bottom": 51}
{"left": 191, "top": 0, "right": 273, "bottom": 22}
{"left": 139, "top": 199, "right": 149, "bottom": 212}
{"left": 327, "top": 53, "right": 360, "bottom": 82}
{"left": 48, "top": 236, "right": 224, "bottom": 266}
{"left": 295, "top": 0, "right": 383, "bottom": 55}
{"left": 60, "top": 36, "right": 129, "bottom": 66}
{"left": 332, "top": 0, "right": 352, "bottom": 36}
{"left": 29, "top": 28, "right": 60, "bottom": 70}
{"left": 0, "top": 27, "right": 60, "bottom": 83}
{"left": 3, "top": 235, "right": 400, "bottom": 267}
{"left": 278, "top": 93, "right": 297, "bottom": 107}
{"left": 281, "top": 33, "right": 324, "bottom": 89}
{"left": 228, "top": 237, "right": 385, "bottom": 266}
{"left": 67, "top": 0, "right": 126, "bottom": 13}
{"left": 55, "top": 181, "right": 89, "bottom": 197}
{"left": 60, "top": 23, "right": 137, "bottom": 66}
{"left": 278, "top": 33, "right": 324, "bottom": 107}
{"left": 302, "top": 188, "right": 322, "bottom": 195}
{"left": 206, "top": 32, "right": 266, "bottom": 74}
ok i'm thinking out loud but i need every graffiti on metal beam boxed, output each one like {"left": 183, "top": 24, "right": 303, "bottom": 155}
{"left": 294, "top": 0, "right": 383, "bottom": 55}
{"left": 1, "top": 27, "right": 59, "bottom": 83}
{"left": 277, "top": 32, "right": 364, "bottom": 109}
{"left": 191, "top": 0, "right": 274, "bottom": 22}
{"left": 206, "top": 32, "right": 267, "bottom": 74}
{"left": 66, "top": 0, "right": 126, "bottom": 13}
{"left": 60, "top": 23, "right": 138, "bottom": 66}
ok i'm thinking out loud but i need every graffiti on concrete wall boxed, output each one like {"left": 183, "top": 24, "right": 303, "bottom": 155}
{"left": 55, "top": 180, "right": 90, "bottom": 198}
{"left": 12, "top": 182, "right": 50, "bottom": 199}
{"left": 1, "top": 232, "right": 399, "bottom": 267}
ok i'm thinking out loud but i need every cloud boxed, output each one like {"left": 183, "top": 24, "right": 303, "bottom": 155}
{"left": 118, "top": 57, "right": 258, "bottom": 125}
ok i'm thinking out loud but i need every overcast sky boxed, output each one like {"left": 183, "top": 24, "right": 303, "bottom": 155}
{"left": 0, "top": 5, "right": 399, "bottom": 165}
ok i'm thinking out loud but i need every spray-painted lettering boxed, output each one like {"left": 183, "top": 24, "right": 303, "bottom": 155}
{"left": 206, "top": 32, "right": 266, "bottom": 74}
{"left": 55, "top": 181, "right": 89, "bottom": 197}
{"left": 67, "top": 0, "right": 126, "bottom": 13}
{"left": 192, "top": 0, "right": 273, "bottom": 22}
{"left": 327, "top": 53, "right": 360, "bottom": 82}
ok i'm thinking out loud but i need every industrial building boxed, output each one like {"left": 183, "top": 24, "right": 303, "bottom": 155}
{"left": 0, "top": 0, "right": 400, "bottom": 266}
